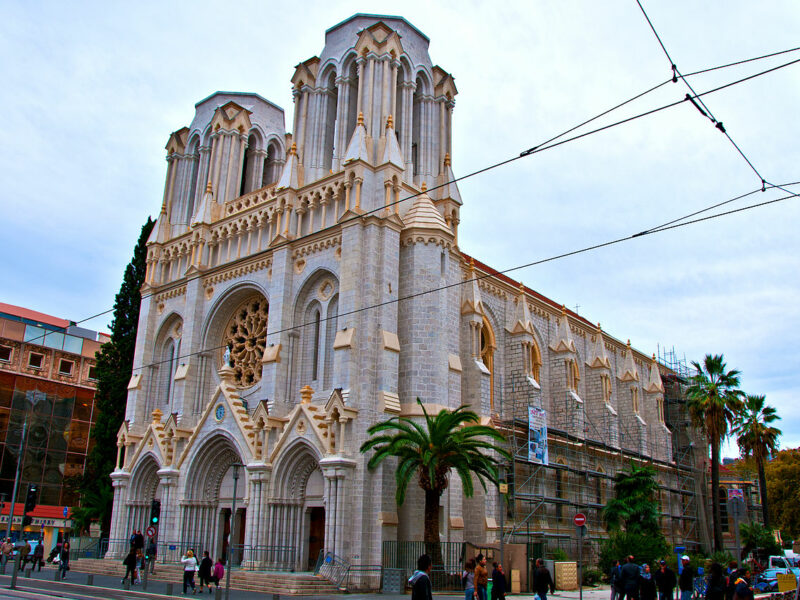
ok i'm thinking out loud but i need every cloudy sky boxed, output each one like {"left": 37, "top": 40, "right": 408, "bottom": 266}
{"left": 2, "top": 1, "right": 798, "bottom": 453}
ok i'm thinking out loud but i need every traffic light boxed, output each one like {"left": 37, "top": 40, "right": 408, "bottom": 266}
{"left": 149, "top": 499, "right": 161, "bottom": 527}
{"left": 24, "top": 484, "right": 37, "bottom": 514}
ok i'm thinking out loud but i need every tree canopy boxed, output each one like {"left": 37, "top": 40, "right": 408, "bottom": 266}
{"left": 82, "top": 217, "right": 154, "bottom": 533}
{"left": 765, "top": 448, "right": 800, "bottom": 538}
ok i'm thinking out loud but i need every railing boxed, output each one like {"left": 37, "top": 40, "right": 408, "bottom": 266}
{"left": 227, "top": 544, "right": 296, "bottom": 571}
{"left": 344, "top": 565, "right": 383, "bottom": 592}
{"left": 314, "top": 550, "right": 351, "bottom": 588}
{"left": 76, "top": 537, "right": 107, "bottom": 559}
{"left": 155, "top": 540, "right": 205, "bottom": 563}
{"left": 382, "top": 540, "right": 466, "bottom": 571}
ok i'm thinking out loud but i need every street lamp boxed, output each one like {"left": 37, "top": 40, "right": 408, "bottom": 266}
{"left": 225, "top": 463, "right": 243, "bottom": 600}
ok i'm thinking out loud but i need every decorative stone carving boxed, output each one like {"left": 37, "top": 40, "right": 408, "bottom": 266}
{"left": 220, "top": 295, "right": 269, "bottom": 388}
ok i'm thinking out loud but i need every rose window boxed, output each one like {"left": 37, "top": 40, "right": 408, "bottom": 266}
{"left": 221, "top": 296, "right": 269, "bottom": 388}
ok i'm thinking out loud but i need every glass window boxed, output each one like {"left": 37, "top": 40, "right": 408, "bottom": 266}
{"left": 62, "top": 335, "right": 83, "bottom": 355}
{"left": 38, "top": 485, "right": 60, "bottom": 506}
{"left": 52, "top": 393, "right": 74, "bottom": 419}
{"left": 26, "top": 415, "right": 50, "bottom": 448}
{"left": 27, "top": 352, "right": 44, "bottom": 369}
{"left": 6, "top": 411, "right": 25, "bottom": 447}
{"left": 67, "top": 421, "right": 90, "bottom": 453}
{"left": 58, "top": 359, "right": 74, "bottom": 376}
{"left": 64, "top": 453, "right": 85, "bottom": 479}
{"left": 87, "top": 366, "right": 97, "bottom": 381}
{"left": 43, "top": 451, "right": 66, "bottom": 484}
{"left": 0, "top": 445, "right": 17, "bottom": 480}
{"left": 22, "top": 447, "right": 46, "bottom": 483}
{"left": 60, "top": 486, "right": 79, "bottom": 507}
{"left": 72, "top": 392, "right": 94, "bottom": 421}
{"left": 0, "top": 376, "right": 12, "bottom": 408}
{"left": 48, "top": 418, "right": 69, "bottom": 452}
{"left": 0, "top": 410, "right": 8, "bottom": 443}
{"left": 0, "top": 346, "right": 11, "bottom": 362}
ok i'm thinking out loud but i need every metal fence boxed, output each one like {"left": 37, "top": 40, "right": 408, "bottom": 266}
{"left": 382, "top": 540, "right": 466, "bottom": 571}
{"left": 314, "top": 550, "right": 351, "bottom": 588}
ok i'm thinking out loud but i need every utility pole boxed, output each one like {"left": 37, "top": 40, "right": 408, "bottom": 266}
{"left": 225, "top": 463, "right": 242, "bottom": 600}
{"left": 5, "top": 416, "right": 28, "bottom": 542}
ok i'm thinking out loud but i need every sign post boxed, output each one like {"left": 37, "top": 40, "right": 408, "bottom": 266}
{"left": 728, "top": 490, "right": 745, "bottom": 562}
{"left": 574, "top": 513, "right": 587, "bottom": 600}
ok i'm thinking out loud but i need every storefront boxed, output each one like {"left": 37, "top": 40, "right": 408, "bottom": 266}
{"left": 0, "top": 504, "right": 72, "bottom": 553}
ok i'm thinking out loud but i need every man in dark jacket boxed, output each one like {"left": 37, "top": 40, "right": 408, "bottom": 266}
{"left": 409, "top": 554, "right": 433, "bottom": 600}
{"left": 533, "top": 558, "right": 556, "bottom": 600}
{"left": 679, "top": 556, "right": 694, "bottom": 600}
{"left": 654, "top": 560, "right": 677, "bottom": 600}
{"left": 611, "top": 560, "right": 623, "bottom": 600}
{"left": 620, "top": 555, "right": 641, "bottom": 600}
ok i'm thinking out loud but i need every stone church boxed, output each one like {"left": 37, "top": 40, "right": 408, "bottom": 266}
{"left": 108, "top": 14, "right": 700, "bottom": 576}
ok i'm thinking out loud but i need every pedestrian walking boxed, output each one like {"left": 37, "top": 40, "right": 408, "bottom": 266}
{"left": 198, "top": 551, "right": 213, "bottom": 593}
{"left": 725, "top": 562, "right": 741, "bottom": 600}
{"left": 408, "top": 554, "right": 433, "bottom": 600}
{"left": 706, "top": 562, "right": 726, "bottom": 600}
{"left": 679, "top": 555, "right": 694, "bottom": 600}
{"left": 640, "top": 564, "right": 657, "bottom": 600}
{"left": 212, "top": 557, "right": 224, "bottom": 590}
{"left": 463, "top": 558, "right": 477, "bottom": 600}
{"left": 20, "top": 540, "right": 31, "bottom": 568}
{"left": 0, "top": 538, "right": 12, "bottom": 566}
{"left": 610, "top": 560, "right": 623, "bottom": 600}
{"left": 620, "top": 555, "right": 640, "bottom": 600}
{"left": 181, "top": 549, "right": 197, "bottom": 594}
{"left": 31, "top": 541, "right": 44, "bottom": 571}
{"left": 654, "top": 560, "right": 677, "bottom": 600}
{"left": 491, "top": 562, "right": 507, "bottom": 600}
{"left": 474, "top": 554, "right": 489, "bottom": 600}
{"left": 533, "top": 558, "right": 555, "bottom": 600}
{"left": 121, "top": 549, "right": 137, "bottom": 585}
{"left": 58, "top": 540, "right": 70, "bottom": 580}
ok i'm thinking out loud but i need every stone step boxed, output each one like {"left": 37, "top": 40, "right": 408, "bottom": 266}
{"left": 69, "top": 559, "right": 342, "bottom": 595}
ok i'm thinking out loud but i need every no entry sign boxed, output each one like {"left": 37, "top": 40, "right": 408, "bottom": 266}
{"left": 146, "top": 526, "right": 157, "bottom": 538}
{"left": 573, "top": 513, "right": 587, "bottom": 527}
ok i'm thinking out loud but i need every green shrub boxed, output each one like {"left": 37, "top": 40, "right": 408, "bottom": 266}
{"left": 583, "top": 567, "right": 603, "bottom": 586}
{"left": 598, "top": 531, "right": 669, "bottom": 573}
{"left": 551, "top": 548, "right": 569, "bottom": 561}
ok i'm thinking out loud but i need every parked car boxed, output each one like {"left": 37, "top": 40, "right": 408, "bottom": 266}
{"left": 753, "top": 573, "right": 779, "bottom": 593}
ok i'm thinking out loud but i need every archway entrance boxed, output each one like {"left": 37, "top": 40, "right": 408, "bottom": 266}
{"left": 182, "top": 436, "right": 245, "bottom": 562}
{"left": 268, "top": 442, "right": 324, "bottom": 571}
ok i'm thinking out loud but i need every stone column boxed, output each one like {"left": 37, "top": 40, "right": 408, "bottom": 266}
{"left": 107, "top": 470, "right": 131, "bottom": 558}
{"left": 157, "top": 467, "right": 180, "bottom": 552}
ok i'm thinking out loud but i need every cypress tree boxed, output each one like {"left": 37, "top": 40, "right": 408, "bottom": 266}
{"left": 82, "top": 217, "right": 154, "bottom": 533}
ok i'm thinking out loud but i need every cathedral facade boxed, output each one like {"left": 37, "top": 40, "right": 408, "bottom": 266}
{"left": 108, "top": 14, "right": 701, "bottom": 575}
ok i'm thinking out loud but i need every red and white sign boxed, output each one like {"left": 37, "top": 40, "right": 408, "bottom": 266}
{"left": 146, "top": 526, "right": 157, "bottom": 538}
{"left": 573, "top": 513, "right": 587, "bottom": 527}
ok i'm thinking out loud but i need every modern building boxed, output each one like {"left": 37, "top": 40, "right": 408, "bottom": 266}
{"left": 107, "top": 14, "right": 709, "bottom": 581}
{"left": 0, "top": 302, "right": 106, "bottom": 550}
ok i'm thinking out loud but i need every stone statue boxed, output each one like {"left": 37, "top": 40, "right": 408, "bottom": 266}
{"left": 223, "top": 343, "right": 233, "bottom": 367}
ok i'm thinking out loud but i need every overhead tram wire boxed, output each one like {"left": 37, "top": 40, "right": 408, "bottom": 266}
{"left": 635, "top": 0, "right": 796, "bottom": 198}
{"left": 138, "top": 52, "right": 800, "bottom": 306}
{"left": 132, "top": 182, "right": 800, "bottom": 373}
{"left": 28, "top": 50, "right": 800, "bottom": 350}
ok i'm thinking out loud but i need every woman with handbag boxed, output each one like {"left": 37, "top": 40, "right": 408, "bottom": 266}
{"left": 181, "top": 549, "right": 197, "bottom": 594}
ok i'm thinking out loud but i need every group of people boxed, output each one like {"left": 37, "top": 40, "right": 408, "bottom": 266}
{"left": 179, "top": 549, "right": 225, "bottom": 594}
{"left": 121, "top": 529, "right": 158, "bottom": 585}
{"left": 408, "top": 552, "right": 517, "bottom": 600}
{"left": 0, "top": 537, "right": 70, "bottom": 579}
{"left": 610, "top": 555, "right": 755, "bottom": 600}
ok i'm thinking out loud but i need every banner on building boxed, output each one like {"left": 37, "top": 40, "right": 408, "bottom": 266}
{"left": 528, "top": 406, "right": 548, "bottom": 465}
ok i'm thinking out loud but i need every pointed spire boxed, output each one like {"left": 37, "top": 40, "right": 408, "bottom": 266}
{"left": 550, "top": 305, "right": 576, "bottom": 353}
{"left": 619, "top": 339, "right": 639, "bottom": 381}
{"left": 587, "top": 323, "right": 611, "bottom": 369}
{"left": 343, "top": 112, "right": 371, "bottom": 165}
{"left": 402, "top": 183, "right": 451, "bottom": 235}
{"left": 149, "top": 200, "right": 172, "bottom": 244}
{"left": 461, "top": 257, "right": 485, "bottom": 316}
{"left": 381, "top": 114, "right": 404, "bottom": 168}
{"left": 276, "top": 142, "right": 302, "bottom": 189}
{"left": 509, "top": 282, "right": 534, "bottom": 335}
{"left": 645, "top": 353, "right": 665, "bottom": 392}
{"left": 190, "top": 180, "right": 216, "bottom": 227}
{"left": 437, "top": 152, "right": 463, "bottom": 205}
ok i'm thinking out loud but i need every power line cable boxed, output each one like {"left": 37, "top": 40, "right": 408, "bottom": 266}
{"left": 20, "top": 51, "right": 800, "bottom": 349}
{"left": 132, "top": 182, "right": 800, "bottom": 372}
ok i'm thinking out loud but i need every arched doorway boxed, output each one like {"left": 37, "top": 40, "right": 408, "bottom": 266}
{"left": 268, "top": 441, "right": 324, "bottom": 571}
{"left": 126, "top": 455, "right": 161, "bottom": 535}
{"left": 182, "top": 435, "right": 246, "bottom": 564}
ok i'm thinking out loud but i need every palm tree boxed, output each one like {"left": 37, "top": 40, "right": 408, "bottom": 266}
{"left": 732, "top": 394, "right": 781, "bottom": 529}
{"left": 686, "top": 354, "right": 743, "bottom": 552}
{"left": 360, "top": 399, "right": 510, "bottom": 560}
{"left": 603, "top": 462, "right": 662, "bottom": 536}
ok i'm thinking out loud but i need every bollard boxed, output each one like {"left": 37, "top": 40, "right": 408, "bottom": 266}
{"left": 215, "top": 587, "right": 222, "bottom": 600}
{"left": 25, "top": 567, "right": 32, "bottom": 578}
{"left": 142, "top": 560, "right": 148, "bottom": 591}
{"left": 124, "top": 578, "right": 130, "bottom": 590}
{"left": 9, "top": 553, "right": 21, "bottom": 589}
{"left": 273, "top": 594, "right": 280, "bottom": 600}
{"left": 87, "top": 574, "right": 94, "bottom": 586}
{"left": 54, "top": 567, "right": 61, "bottom": 581}
{"left": 166, "top": 582, "right": 174, "bottom": 596}
{"left": 1, "top": 559, "right": 5, "bottom": 575}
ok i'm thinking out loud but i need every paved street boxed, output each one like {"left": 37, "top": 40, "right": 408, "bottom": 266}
{"left": 0, "top": 564, "right": 613, "bottom": 599}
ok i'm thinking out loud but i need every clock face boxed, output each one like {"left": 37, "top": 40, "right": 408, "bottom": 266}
{"left": 215, "top": 404, "right": 225, "bottom": 421}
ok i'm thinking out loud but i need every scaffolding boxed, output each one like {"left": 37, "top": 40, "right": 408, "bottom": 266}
{"left": 497, "top": 357, "right": 707, "bottom": 561}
